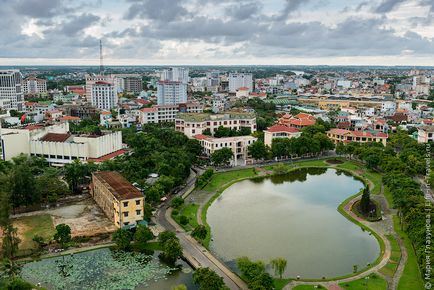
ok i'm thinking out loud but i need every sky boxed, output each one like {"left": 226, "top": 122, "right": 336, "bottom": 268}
{"left": 1, "top": 0, "right": 434, "bottom": 66}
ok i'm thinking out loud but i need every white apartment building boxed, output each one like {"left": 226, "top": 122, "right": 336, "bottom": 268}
{"left": 228, "top": 73, "right": 253, "bottom": 93}
{"left": 194, "top": 134, "right": 257, "bottom": 166}
{"left": 0, "top": 122, "right": 124, "bottom": 165}
{"left": 381, "top": 101, "right": 397, "bottom": 112}
{"left": 22, "top": 76, "right": 47, "bottom": 95}
{"left": 113, "top": 74, "right": 143, "bottom": 94}
{"left": 139, "top": 103, "right": 203, "bottom": 124}
{"left": 160, "top": 67, "right": 189, "bottom": 84}
{"left": 157, "top": 81, "right": 187, "bottom": 105}
{"left": 91, "top": 81, "right": 118, "bottom": 110}
{"left": 175, "top": 112, "right": 256, "bottom": 138}
{"left": 417, "top": 126, "right": 434, "bottom": 143}
{"left": 85, "top": 74, "right": 115, "bottom": 102}
{"left": 0, "top": 70, "right": 23, "bottom": 110}
{"left": 264, "top": 125, "right": 301, "bottom": 146}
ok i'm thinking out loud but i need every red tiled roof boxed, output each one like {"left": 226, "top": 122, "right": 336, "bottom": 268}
{"left": 193, "top": 134, "right": 210, "bottom": 140}
{"left": 140, "top": 107, "right": 157, "bottom": 113}
{"left": 41, "top": 133, "right": 71, "bottom": 142}
{"left": 238, "top": 87, "right": 249, "bottom": 91}
{"left": 328, "top": 129, "right": 388, "bottom": 139}
{"left": 289, "top": 118, "right": 316, "bottom": 126}
{"left": 101, "top": 111, "right": 112, "bottom": 115}
{"left": 88, "top": 149, "right": 128, "bottom": 163}
{"left": 266, "top": 125, "right": 300, "bottom": 133}
{"left": 92, "top": 170, "right": 142, "bottom": 200}
{"left": 59, "top": 116, "right": 81, "bottom": 121}
{"left": 135, "top": 99, "right": 150, "bottom": 105}
{"left": 24, "top": 124, "right": 43, "bottom": 131}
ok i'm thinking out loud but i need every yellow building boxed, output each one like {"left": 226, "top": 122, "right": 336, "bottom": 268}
{"left": 91, "top": 171, "right": 144, "bottom": 228}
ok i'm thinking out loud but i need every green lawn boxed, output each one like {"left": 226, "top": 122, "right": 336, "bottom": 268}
{"left": 393, "top": 216, "right": 424, "bottom": 290}
{"left": 202, "top": 168, "right": 258, "bottom": 192}
{"left": 383, "top": 186, "right": 394, "bottom": 208}
{"left": 379, "top": 235, "right": 401, "bottom": 277}
{"left": 172, "top": 203, "right": 199, "bottom": 231}
{"left": 273, "top": 279, "right": 291, "bottom": 290}
{"left": 339, "top": 273, "right": 387, "bottom": 290}
{"left": 13, "top": 214, "right": 55, "bottom": 252}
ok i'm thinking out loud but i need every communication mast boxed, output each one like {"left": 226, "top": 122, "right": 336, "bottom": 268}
{"left": 99, "top": 39, "right": 104, "bottom": 75}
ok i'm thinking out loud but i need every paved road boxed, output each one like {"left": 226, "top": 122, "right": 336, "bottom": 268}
{"left": 154, "top": 167, "right": 248, "bottom": 290}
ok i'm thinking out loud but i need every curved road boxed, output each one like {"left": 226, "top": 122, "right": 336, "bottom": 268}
{"left": 154, "top": 168, "right": 248, "bottom": 290}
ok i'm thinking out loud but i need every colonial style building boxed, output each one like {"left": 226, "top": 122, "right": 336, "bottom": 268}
{"left": 326, "top": 128, "right": 388, "bottom": 146}
{"left": 264, "top": 125, "right": 301, "bottom": 146}
{"left": 175, "top": 112, "right": 256, "bottom": 138}
{"left": 91, "top": 171, "right": 144, "bottom": 228}
{"left": 417, "top": 126, "right": 434, "bottom": 143}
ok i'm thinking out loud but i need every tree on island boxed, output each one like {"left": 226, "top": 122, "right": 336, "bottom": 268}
{"left": 360, "top": 186, "right": 371, "bottom": 214}
{"left": 54, "top": 224, "right": 72, "bottom": 248}
{"left": 112, "top": 228, "right": 132, "bottom": 250}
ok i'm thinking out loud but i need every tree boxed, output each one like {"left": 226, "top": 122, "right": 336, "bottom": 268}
{"left": 248, "top": 141, "right": 269, "bottom": 160}
{"left": 360, "top": 186, "right": 371, "bottom": 214}
{"left": 143, "top": 203, "right": 153, "bottom": 221}
{"left": 236, "top": 257, "right": 265, "bottom": 282}
{"left": 179, "top": 215, "right": 189, "bottom": 225}
{"left": 193, "top": 267, "right": 226, "bottom": 290}
{"left": 145, "top": 183, "right": 164, "bottom": 204}
{"left": 211, "top": 148, "right": 233, "bottom": 166}
{"left": 10, "top": 163, "right": 38, "bottom": 208}
{"left": 270, "top": 257, "right": 287, "bottom": 279}
{"left": 112, "top": 228, "right": 132, "bottom": 250}
{"left": 54, "top": 224, "right": 72, "bottom": 248}
{"left": 162, "top": 237, "right": 183, "bottom": 263}
{"left": 191, "top": 225, "right": 208, "bottom": 241}
{"left": 0, "top": 277, "right": 33, "bottom": 290}
{"left": 158, "top": 231, "right": 177, "bottom": 245}
{"left": 1, "top": 224, "right": 21, "bottom": 260}
{"left": 32, "top": 235, "right": 46, "bottom": 252}
{"left": 134, "top": 225, "right": 154, "bottom": 245}
{"left": 171, "top": 197, "right": 184, "bottom": 209}
{"left": 36, "top": 168, "right": 69, "bottom": 203}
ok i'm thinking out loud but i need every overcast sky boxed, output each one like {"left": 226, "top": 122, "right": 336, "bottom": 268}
{"left": 1, "top": 0, "right": 434, "bottom": 66}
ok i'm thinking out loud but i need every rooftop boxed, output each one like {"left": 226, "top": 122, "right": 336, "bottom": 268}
{"left": 92, "top": 171, "right": 143, "bottom": 201}
{"left": 40, "top": 133, "right": 72, "bottom": 142}
{"left": 177, "top": 112, "right": 255, "bottom": 122}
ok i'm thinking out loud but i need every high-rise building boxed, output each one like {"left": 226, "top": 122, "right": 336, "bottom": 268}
{"left": 91, "top": 81, "right": 118, "bottom": 110}
{"left": 228, "top": 73, "right": 253, "bottom": 93}
{"left": 85, "top": 74, "right": 115, "bottom": 102}
{"left": 157, "top": 81, "right": 187, "bottom": 105}
{"left": 0, "top": 70, "right": 23, "bottom": 110}
{"left": 206, "top": 71, "right": 220, "bottom": 87}
{"left": 160, "top": 67, "right": 189, "bottom": 84}
{"left": 22, "top": 76, "right": 47, "bottom": 95}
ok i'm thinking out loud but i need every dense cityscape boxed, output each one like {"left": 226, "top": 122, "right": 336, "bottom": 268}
{"left": 1, "top": 0, "right": 434, "bottom": 290}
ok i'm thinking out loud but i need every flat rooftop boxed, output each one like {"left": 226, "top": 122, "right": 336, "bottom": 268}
{"left": 93, "top": 171, "right": 143, "bottom": 201}
{"left": 176, "top": 112, "right": 256, "bottom": 122}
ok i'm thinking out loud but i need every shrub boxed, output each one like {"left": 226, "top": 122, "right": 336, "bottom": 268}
{"left": 179, "top": 215, "right": 189, "bottom": 225}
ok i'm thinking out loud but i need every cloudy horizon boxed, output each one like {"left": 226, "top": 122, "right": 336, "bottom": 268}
{"left": 1, "top": 0, "right": 434, "bottom": 66}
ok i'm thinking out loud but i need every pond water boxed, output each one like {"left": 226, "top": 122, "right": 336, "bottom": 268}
{"left": 20, "top": 248, "right": 197, "bottom": 290}
{"left": 207, "top": 168, "right": 380, "bottom": 279}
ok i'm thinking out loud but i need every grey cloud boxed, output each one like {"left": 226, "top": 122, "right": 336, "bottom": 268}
{"left": 12, "top": 0, "right": 74, "bottom": 18}
{"left": 59, "top": 13, "right": 100, "bottom": 36}
{"left": 225, "top": 1, "right": 262, "bottom": 20}
{"left": 124, "top": 0, "right": 189, "bottom": 21}
{"left": 374, "top": 0, "right": 407, "bottom": 13}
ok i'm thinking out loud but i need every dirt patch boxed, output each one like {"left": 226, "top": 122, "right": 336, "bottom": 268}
{"left": 326, "top": 159, "right": 344, "bottom": 165}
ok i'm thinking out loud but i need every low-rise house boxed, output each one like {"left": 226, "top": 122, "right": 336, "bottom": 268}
{"left": 277, "top": 113, "right": 316, "bottom": 129}
{"left": 327, "top": 128, "right": 388, "bottom": 146}
{"left": 417, "top": 126, "right": 434, "bottom": 143}
{"left": 91, "top": 171, "right": 144, "bottom": 228}
{"left": 264, "top": 125, "right": 301, "bottom": 146}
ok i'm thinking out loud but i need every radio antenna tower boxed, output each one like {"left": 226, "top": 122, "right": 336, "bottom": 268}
{"left": 99, "top": 39, "right": 104, "bottom": 75}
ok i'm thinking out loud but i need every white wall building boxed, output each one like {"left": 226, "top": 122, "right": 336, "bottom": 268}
{"left": 85, "top": 74, "right": 115, "bottom": 102}
{"left": 228, "top": 73, "right": 253, "bottom": 93}
{"left": 160, "top": 67, "right": 189, "bottom": 84}
{"left": 91, "top": 81, "right": 118, "bottom": 110}
{"left": 22, "top": 76, "right": 47, "bottom": 95}
{"left": 381, "top": 101, "right": 397, "bottom": 112}
{"left": 0, "top": 70, "right": 23, "bottom": 110}
{"left": 139, "top": 103, "right": 203, "bottom": 124}
{"left": 157, "top": 81, "right": 187, "bottom": 105}
{"left": 0, "top": 122, "right": 124, "bottom": 165}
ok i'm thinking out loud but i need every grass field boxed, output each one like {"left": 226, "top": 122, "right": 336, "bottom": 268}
{"left": 13, "top": 214, "right": 55, "bottom": 252}
{"left": 202, "top": 168, "right": 258, "bottom": 192}
{"left": 393, "top": 216, "right": 424, "bottom": 290}
{"left": 339, "top": 273, "right": 387, "bottom": 290}
{"left": 273, "top": 279, "right": 291, "bottom": 290}
{"left": 379, "top": 234, "right": 401, "bottom": 278}
{"left": 172, "top": 203, "right": 199, "bottom": 232}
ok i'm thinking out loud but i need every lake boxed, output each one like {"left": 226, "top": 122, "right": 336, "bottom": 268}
{"left": 207, "top": 168, "right": 380, "bottom": 279}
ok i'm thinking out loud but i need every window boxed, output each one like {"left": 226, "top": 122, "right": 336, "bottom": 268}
{"left": 124, "top": 222, "right": 129, "bottom": 226}
{"left": 123, "top": 212, "right": 129, "bottom": 217}
{"left": 123, "top": 201, "right": 128, "bottom": 207}
{"left": 136, "top": 210, "right": 141, "bottom": 215}
{"left": 136, "top": 200, "right": 141, "bottom": 205}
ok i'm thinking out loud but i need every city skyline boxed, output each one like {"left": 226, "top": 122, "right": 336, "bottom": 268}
{"left": 1, "top": 0, "right": 434, "bottom": 66}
